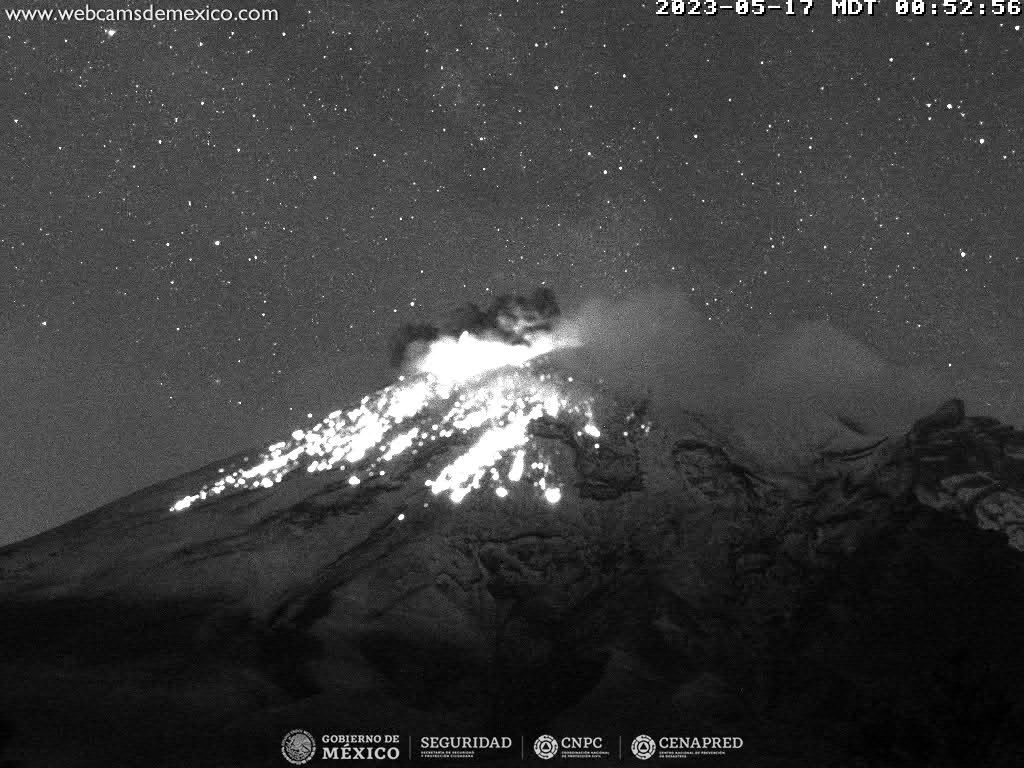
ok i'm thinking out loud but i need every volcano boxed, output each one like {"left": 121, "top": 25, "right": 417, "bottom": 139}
{"left": 2, "top": 330, "right": 1024, "bottom": 767}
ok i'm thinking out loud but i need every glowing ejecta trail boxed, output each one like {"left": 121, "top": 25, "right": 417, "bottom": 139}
{"left": 170, "top": 329, "right": 593, "bottom": 514}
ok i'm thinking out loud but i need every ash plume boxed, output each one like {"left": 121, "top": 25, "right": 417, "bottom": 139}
{"left": 382, "top": 286, "right": 994, "bottom": 465}
{"left": 548, "top": 290, "right": 961, "bottom": 462}
{"left": 389, "top": 286, "right": 560, "bottom": 370}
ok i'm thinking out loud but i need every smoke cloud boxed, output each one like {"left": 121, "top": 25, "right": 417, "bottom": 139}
{"left": 390, "top": 287, "right": 561, "bottom": 372}
{"left": 388, "top": 288, "right": 989, "bottom": 465}
{"left": 547, "top": 290, "right": 971, "bottom": 463}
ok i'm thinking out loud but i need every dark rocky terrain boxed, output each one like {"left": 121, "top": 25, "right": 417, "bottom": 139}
{"left": 2, "top": 377, "right": 1023, "bottom": 766}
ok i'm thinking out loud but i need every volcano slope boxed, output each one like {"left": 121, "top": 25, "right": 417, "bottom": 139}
{"left": 1, "top": 360, "right": 1024, "bottom": 767}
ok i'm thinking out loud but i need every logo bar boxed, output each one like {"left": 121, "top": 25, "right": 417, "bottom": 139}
{"left": 280, "top": 730, "right": 745, "bottom": 762}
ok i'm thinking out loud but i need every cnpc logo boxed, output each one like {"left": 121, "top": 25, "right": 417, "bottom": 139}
{"left": 533, "top": 735, "right": 558, "bottom": 760}
{"left": 533, "top": 735, "right": 604, "bottom": 759}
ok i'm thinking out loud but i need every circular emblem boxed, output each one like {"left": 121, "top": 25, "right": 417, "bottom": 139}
{"left": 281, "top": 729, "right": 316, "bottom": 765}
{"left": 534, "top": 734, "right": 559, "bottom": 760}
{"left": 631, "top": 734, "right": 656, "bottom": 760}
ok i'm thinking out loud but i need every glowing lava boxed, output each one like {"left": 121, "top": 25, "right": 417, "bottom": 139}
{"left": 171, "top": 330, "right": 594, "bottom": 513}
{"left": 409, "top": 330, "right": 558, "bottom": 384}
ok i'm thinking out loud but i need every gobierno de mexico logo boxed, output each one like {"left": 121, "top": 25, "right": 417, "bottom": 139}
{"left": 281, "top": 729, "right": 316, "bottom": 765}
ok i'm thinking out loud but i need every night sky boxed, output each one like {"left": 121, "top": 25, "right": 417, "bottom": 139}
{"left": 3, "top": 1, "right": 1023, "bottom": 545}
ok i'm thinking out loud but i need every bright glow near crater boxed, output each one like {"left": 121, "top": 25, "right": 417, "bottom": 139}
{"left": 409, "top": 330, "right": 558, "bottom": 385}
{"left": 170, "top": 328, "right": 595, "bottom": 514}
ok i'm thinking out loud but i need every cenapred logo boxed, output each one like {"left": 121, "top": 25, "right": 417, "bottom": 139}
{"left": 631, "top": 734, "right": 656, "bottom": 760}
{"left": 533, "top": 734, "right": 559, "bottom": 760}
{"left": 281, "top": 729, "right": 316, "bottom": 765}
